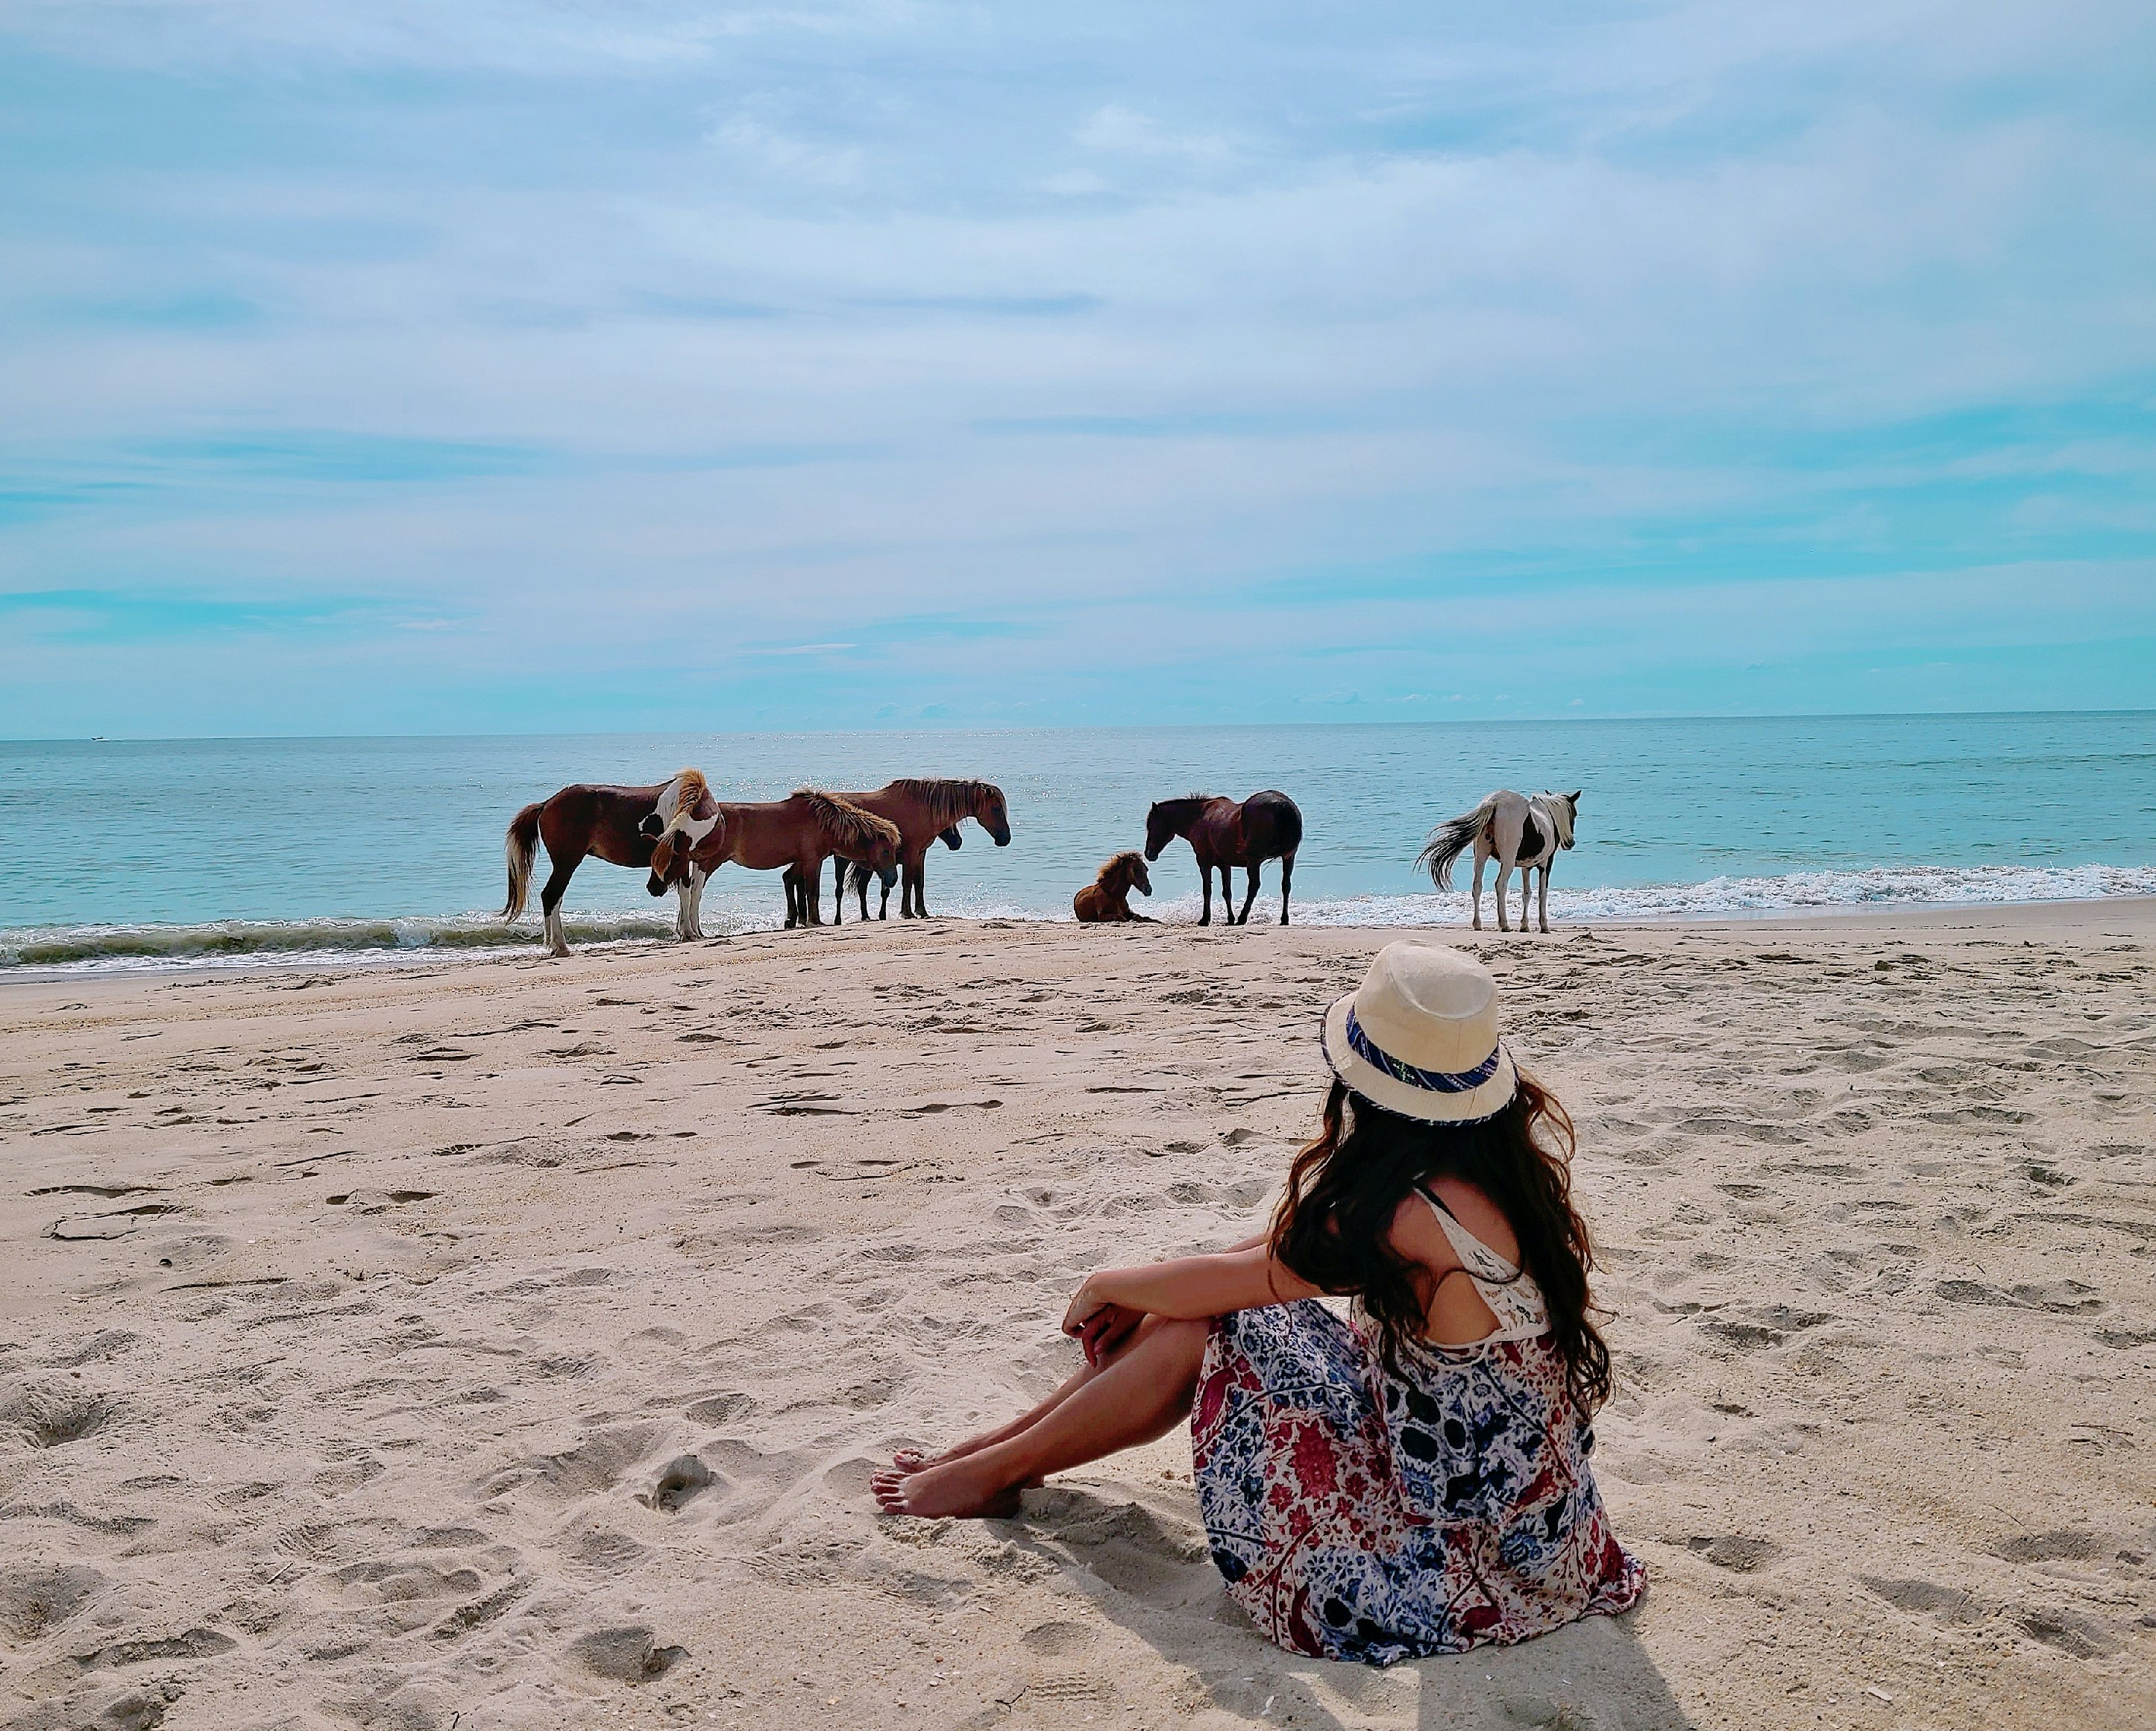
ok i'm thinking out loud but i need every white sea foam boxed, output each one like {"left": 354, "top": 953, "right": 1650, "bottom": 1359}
{"left": 5, "top": 860, "right": 2150, "bottom": 976}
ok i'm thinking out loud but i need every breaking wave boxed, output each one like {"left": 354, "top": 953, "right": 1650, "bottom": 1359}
{"left": 4, "top": 861, "right": 2151, "bottom": 975}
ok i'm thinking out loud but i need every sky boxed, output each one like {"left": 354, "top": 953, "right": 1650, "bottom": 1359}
{"left": 1, "top": 0, "right": 2152, "bottom": 737}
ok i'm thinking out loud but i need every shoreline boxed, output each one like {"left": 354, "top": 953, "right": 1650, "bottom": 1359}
{"left": 4, "top": 891, "right": 2153, "bottom": 990}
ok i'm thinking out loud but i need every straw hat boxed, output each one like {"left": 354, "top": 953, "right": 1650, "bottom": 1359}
{"left": 1320, "top": 940, "right": 1519, "bottom": 1125}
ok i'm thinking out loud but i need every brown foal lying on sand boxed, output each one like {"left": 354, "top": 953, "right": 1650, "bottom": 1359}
{"left": 1073, "top": 851, "right": 1155, "bottom": 923}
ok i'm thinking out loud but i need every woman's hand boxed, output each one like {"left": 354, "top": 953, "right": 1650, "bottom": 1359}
{"left": 1062, "top": 1278, "right": 1146, "bottom": 1366}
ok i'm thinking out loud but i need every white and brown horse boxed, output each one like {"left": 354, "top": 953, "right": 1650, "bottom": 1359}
{"left": 646, "top": 788, "right": 901, "bottom": 929}
{"left": 1416, "top": 788, "right": 1580, "bottom": 934}
{"left": 503, "top": 770, "right": 720, "bottom": 958}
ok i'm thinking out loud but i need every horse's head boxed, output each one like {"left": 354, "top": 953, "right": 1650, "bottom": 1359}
{"left": 978, "top": 785, "right": 1012, "bottom": 847}
{"left": 1129, "top": 854, "right": 1153, "bottom": 898}
{"left": 1143, "top": 802, "right": 1175, "bottom": 861}
{"left": 1547, "top": 790, "right": 1580, "bottom": 849}
{"left": 876, "top": 860, "right": 900, "bottom": 891}
{"left": 939, "top": 825, "right": 964, "bottom": 852}
{"left": 647, "top": 831, "right": 684, "bottom": 896}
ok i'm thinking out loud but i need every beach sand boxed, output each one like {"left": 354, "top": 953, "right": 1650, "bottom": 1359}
{"left": 3, "top": 907, "right": 2152, "bottom": 1730}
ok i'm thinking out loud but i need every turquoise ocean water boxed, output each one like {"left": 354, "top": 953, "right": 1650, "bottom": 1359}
{"left": 2, "top": 714, "right": 2152, "bottom": 973}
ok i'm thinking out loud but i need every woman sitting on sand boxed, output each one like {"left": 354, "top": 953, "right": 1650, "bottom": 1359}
{"left": 875, "top": 940, "right": 1644, "bottom": 1665}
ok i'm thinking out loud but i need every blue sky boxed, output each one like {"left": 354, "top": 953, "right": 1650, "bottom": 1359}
{"left": 1, "top": 0, "right": 2151, "bottom": 737}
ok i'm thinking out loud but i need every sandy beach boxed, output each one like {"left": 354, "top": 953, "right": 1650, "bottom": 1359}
{"left": 3, "top": 906, "right": 2152, "bottom": 1731}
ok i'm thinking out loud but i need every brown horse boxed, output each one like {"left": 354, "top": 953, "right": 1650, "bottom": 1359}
{"left": 1144, "top": 790, "right": 1304, "bottom": 926}
{"left": 815, "top": 779, "right": 1011, "bottom": 919}
{"left": 832, "top": 826, "right": 963, "bottom": 922}
{"left": 503, "top": 776, "right": 716, "bottom": 958}
{"left": 647, "top": 788, "right": 900, "bottom": 928}
{"left": 1073, "top": 851, "right": 1155, "bottom": 923}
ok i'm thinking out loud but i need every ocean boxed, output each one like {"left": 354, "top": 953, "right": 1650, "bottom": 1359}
{"left": 3, "top": 713, "right": 2152, "bottom": 974}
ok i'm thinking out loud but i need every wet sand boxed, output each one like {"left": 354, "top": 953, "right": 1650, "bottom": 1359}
{"left": 3, "top": 907, "right": 2152, "bottom": 1730}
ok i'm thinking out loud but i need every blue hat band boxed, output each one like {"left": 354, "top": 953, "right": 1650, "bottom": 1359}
{"left": 1344, "top": 1007, "right": 1501, "bottom": 1095}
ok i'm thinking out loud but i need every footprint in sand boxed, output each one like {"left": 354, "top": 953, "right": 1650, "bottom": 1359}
{"left": 569, "top": 1624, "right": 688, "bottom": 1682}
{"left": 0, "top": 1563, "right": 108, "bottom": 1639}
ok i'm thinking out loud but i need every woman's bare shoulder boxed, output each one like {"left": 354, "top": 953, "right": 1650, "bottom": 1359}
{"left": 1425, "top": 1175, "right": 1521, "bottom": 1267}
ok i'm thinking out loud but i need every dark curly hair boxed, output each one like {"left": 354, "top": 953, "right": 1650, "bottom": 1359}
{"left": 1268, "top": 1073, "right": 1612, "bottom": 1414}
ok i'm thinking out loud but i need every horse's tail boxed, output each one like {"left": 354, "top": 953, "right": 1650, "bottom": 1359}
{"left": 1273, "top": 796, "right": 1304, "bottom": 858}
{"left": 1415, "top": 795, "right": 1495, "bottom": 890}
{"left": 503, "top": 801, "right": 544, "bottom": 920}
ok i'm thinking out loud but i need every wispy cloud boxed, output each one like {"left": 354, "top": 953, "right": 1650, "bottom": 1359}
{"left": 1, "top": 0, "right": 2151, "bottom": 735}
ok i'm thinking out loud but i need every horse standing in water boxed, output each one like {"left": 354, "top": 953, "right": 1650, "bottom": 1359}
{"left": 646, "top": 788, "right": 901, "bottom": 928}
{"left": 1072, "top": 851, "right": 1155, "bottom": 923}
{"left": 819, "top": 779, "right": 1012, "bottom": 919}
{"left": 503, "top": 770, "right": 717, "bottom": 958}
{"left": 1144, "top": 791, "right": 1303, "bottom": 926}
{"left": 1416, "top": 789, "right": 1580, "bottom": 934}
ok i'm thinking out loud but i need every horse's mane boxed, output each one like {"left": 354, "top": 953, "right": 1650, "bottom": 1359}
{"left": 659, "top": 767, "right": 710, "bottom": 823}
{"left": 1097, "top": 849, "right": 1146, "bottom": 887}
{"left": 888, "top": 777, "right": 1003, "bottom": 829}
{"left": 797, "top": 788, "right": 901, "bottom": 854}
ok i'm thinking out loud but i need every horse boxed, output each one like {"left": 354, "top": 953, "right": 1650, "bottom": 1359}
{"left": 1144, "top": 791, "right": 1304, "bottom": 926}
{"left": 645, "top": 788, "right": 901, "bottom": 928}
{"left": 503, "top": 770, "right": 717, "bottom": 958}
{"left": 1073, "top": 851, "right": 1155, "bottom": 923}
{"left": 834, "top": 826, "right": 963, "bottom": 922}
{"left": 817, "top": 779, "right": 1011, "bottom": 918}
{"left": 1415, "top": 789, "right": 1580, "bottom": 934}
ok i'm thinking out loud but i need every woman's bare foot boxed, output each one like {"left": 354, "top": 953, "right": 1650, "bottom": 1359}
{"left": 872, "top": 1456, "right": 1025, "bottom": 1518}
{"left": 889, "top": 1443, "right": 1043, "bottom": 1490}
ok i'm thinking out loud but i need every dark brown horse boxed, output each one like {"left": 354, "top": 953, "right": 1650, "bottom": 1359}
{"left": 504, "top": 773, "right": 713, "bottom": 958}
{"left": 1144, "top": 790, "right": 1303, "bottom": 926}
{"left": 647, "top": 788, "right": 901, "bottom": 928}
{"left": 816, "top": 779, "right": 1011, "bottom": 918}
{"left": 1073, "top": 851, "right": 1155, "bottom": 923}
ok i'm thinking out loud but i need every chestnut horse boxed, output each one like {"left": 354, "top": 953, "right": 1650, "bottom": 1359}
{"left": 503, "top": 772, "right": 715, "bottom": 958}
{"left": 835, "top": 826, "right": 963, "bottom": 922}
{"left": 1073, "top": 851, "right": 1154, "bottom": 923}
{"left": 816, "top": 779, "right": 1012, "bottom": 919}
{"left": 647, "top": 788, "right": 901, "bottom": 928}
{"left": 1144, "top": 790, "right": 1304, "bottom": 926}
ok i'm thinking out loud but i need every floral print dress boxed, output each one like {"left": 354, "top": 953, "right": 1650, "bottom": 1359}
{"left": 1190, "top": 1190, "right": 1644, "bottom": 1665}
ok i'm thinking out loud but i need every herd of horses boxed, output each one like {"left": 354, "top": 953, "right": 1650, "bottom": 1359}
{"left": 501, "top": 770, "right": 1580, "bottom": 955}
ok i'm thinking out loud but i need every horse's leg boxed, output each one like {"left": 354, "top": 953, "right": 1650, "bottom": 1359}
{"left": 915, "top": 849, "right": 931, "bottom": 920}
{"left": 1197, "top": 853, "right": 1213, "bottom": 926}
{"left": 799, "top": 855, "right": 823, "bottom": 926}
{"left": 783, "top": 867, "right": 801, "bottom": 930}
{"left": 1495, "top": 858, "right": 1512, "bottom": 933}
{"left": 1236, "top": 862, "right": 1260, "bottom": 926}
{"left": 538, "top": 849, "right": 579, "bottom": 958}
{"left": 1470, "top": 849, "right": 1486, "bottom": 931}
{"left": 1279, "top": 850, "right": 1295, "bottom": 926}
{"left": 689, "top": 866, "right": 708, "bottom": 939}
{"left": 1539, "top": 864, "right": 1551, "bottom": 934}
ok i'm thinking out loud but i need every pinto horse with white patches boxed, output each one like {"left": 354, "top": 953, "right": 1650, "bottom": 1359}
{"left": 502, "top": 769, "right": 720, "bottom": 958}
{"left": 1416, "top": 789, "right": 1580, "bottom": 934}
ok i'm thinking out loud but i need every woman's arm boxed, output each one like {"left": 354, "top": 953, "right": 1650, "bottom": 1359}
{"left": 1065, "top": 1245, "right": 1321, "bottom": 1331}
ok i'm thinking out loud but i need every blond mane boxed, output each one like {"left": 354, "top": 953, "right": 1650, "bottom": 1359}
{"left": 797, "top": 788, "right": 901, "bottom": 856}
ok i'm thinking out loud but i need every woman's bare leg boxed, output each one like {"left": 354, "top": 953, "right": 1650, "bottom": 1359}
{"left": 891, "top": 1315, "right": 1178, "bottom": 1472}
{"left": 873, "top": 1316, "right": 1211, "bottom": 1518}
